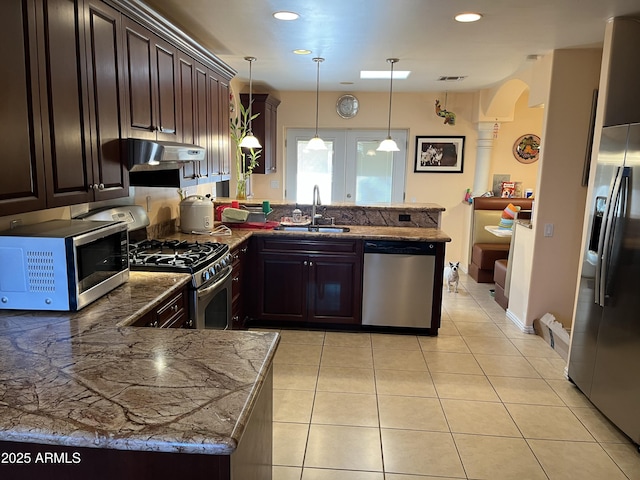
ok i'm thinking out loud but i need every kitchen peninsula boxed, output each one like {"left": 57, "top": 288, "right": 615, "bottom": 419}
{"left": 0, "top": 272, "right": 278, "bottom": 480}
{"left": 210, "top": 200, "right": 451, "bottom": 333}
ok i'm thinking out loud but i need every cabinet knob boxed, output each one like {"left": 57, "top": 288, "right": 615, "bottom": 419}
{"left": 309, "top": 261, "right": 314, "bottom": 266}
{"left": 98, "top": 183, "right": 105, "bottom": 190}
{"left": 240, "top": 247, "right": 248, "bottom": 253}
{"left": 303, "top": 260, "right": 308, "bottom": 266}
{"left": 233, "top": 276, "right": 239, "bottom": 283}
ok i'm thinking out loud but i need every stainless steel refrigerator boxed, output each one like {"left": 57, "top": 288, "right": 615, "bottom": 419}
{"left": 568, "top": 122, "right": 640, "bottom": 445}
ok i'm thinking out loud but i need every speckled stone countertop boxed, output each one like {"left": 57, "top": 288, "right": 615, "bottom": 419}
{"left": 253, "top": 225, "right": 451, "bottom": 242}
{"left": 0, "top": 272, "right": 280, "bottom": 455}
{"left": 168, "top": 224, "right": 451, "bottom": 247}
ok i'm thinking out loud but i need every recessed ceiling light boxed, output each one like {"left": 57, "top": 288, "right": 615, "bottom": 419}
{"left": 455, "top": 12, "right": 483, "bottom": 23}
{"left": 360, "top": 70, "right": 410, "bottom": 80}
{"left": 273, "top": 11, "right": 299, "bottom": 21}
{"left": 293, "top": 49, "right": 312, "bottom": 55}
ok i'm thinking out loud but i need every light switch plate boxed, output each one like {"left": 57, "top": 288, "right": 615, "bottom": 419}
{"left": 544, "top": 223, "right": 554, "bottom": 237}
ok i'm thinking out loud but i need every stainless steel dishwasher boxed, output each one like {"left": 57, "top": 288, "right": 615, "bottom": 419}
{"left": 362, "top": 240, "right": 436, "bottom": 328}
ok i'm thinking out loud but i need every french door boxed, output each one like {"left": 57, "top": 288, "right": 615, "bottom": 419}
{"left": 285, "top": 129, "right": 407, "bottom": 204}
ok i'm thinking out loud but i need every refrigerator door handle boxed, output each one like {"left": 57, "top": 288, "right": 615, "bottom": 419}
{"left": 599, "top": 167, "right": 629, "bottom": 307}
{"left": 595, "top": 166, "right": 622, "bottom": 305}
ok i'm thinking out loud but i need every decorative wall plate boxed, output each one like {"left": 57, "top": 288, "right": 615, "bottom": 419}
{"left": 336, "top": 94, "right": 359, "bottom": 119}
{"left": 513, "top": 134, "right": 540, "bottom": 164}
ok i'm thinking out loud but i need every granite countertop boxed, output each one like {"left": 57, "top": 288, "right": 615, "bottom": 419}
{"left": 168, "top": 224, "right": 451, "bottom": 246}
{"left": 253, "top": 225, "right": 451, "bottom": 242}
{"left": 0, "top": 272, "right": 280, "bottom": 455}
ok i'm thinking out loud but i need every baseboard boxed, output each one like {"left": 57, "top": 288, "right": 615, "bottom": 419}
{"left": 506, "top": 309, "right": 536, "bottom": 334}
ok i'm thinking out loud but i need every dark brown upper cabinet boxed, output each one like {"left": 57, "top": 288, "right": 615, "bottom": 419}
{"left": 217, "top": 77, "right": 232, "bottom": 179}
{"left": 82, "top": 0, "right": 130, "bottom": 202}
{"left": 0, "top": 0, "right": 46, "bottom": 216}
{"left": 2, "top": 0, "right": 235, "bottom": 211}
{"left": 123, "top": 17, "right": 181, "bottom": 143}
{"left": 240, "top": 93, "right": 280, "bottom": 174}
{"left": 177, "top": 55, "right": 230, "bottom": 185}
{"left": 1, "top": 0, "right": 128, "bottom": 216}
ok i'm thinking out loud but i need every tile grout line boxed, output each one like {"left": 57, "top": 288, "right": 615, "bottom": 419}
{"left": 296, "top": 331, "right": 324, "bottom": 479}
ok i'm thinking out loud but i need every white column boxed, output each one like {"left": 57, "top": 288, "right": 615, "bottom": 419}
{"left": 472, "top": 122, "right": 498, "bottom": 196}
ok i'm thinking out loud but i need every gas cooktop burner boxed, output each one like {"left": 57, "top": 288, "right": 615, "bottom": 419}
{"left": 129, "top": 239, "right": 229, "bottom": 274}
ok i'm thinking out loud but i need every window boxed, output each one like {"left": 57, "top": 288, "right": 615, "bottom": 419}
{"left": 285, "top": 129, "right": 407, "bottom": 204}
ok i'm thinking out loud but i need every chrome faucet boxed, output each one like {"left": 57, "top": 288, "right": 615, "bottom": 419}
{"left": 312, "top": 185, "right": 321, "bottom": 225}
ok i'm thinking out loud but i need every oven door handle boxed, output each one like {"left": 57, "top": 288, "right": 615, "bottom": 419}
{"left": 197, "top": 266, "right": 233, "bottom": 298}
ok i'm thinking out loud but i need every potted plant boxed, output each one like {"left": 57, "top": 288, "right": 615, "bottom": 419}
{"left": 230, "top": 102, "right": 261, "bottom": 200}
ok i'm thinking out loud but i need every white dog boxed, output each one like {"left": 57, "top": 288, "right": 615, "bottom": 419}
{"left": 444, "top": 262, "right": 460, "bottom": 293}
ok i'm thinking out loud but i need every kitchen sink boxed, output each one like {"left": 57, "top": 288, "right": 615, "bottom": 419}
{"left": 275, "top": 225, "right": 350, "bottom": 233}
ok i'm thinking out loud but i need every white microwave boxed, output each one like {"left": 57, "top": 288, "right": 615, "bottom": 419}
{"left": 0, "top": 220, "right": 129, "bottom": 311}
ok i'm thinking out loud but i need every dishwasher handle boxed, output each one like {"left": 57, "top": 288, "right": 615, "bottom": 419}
{"left": 364, "top": 240, "right": 437, "bottom": 255}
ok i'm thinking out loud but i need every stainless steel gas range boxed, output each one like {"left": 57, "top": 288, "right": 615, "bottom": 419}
{"left": 80, "top": 206, "right": 233, "bottom": 330}
{"left": 129, "top": 239, "right": 233, "bottom": 329}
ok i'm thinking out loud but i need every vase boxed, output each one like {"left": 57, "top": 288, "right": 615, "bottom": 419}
{"left": 236, "top": 177, "right": 248, "bottom": 200}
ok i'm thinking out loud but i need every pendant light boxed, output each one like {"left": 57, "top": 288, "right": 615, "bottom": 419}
{"left": 239, "top": 56, "right": 262, "bottom": 149}
{"left": 377, "top": 58, "right": 400, "bottom": 152}
{"left": 307, "top": 57, "right": 327, "bottom": 150}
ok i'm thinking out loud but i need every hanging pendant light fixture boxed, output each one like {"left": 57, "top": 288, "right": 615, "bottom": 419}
{"left": 307, "top": 57, "right": 327, "bottom": 150}
{"left": 239, "top": 56, "right": 262, "bottom": 149}
{"left": 377, "top": 58, "right": 400, "bottom": 152}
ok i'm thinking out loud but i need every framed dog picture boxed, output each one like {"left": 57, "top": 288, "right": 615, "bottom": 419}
{"left": 414, "top": 136, "right": 465, "bottom": 173}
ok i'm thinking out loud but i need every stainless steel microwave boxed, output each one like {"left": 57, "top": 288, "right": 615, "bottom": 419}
{"left": 0, "top": 220, "right": 129, "bottom": 311}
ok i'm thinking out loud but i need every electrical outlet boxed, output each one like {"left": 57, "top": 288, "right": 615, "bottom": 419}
{"left": 10, "top": 219, "right": 22, "bottom": 229}
{"left": 399, "top": 214, "right": 411, "bottom": 222}
{"left": 544, "top": 223, "right": 554, "bottom": 237}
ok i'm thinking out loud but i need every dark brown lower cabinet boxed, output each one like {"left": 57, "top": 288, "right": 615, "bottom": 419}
{"left": 131, "top": 286, "right": 193, "bottom": 328}
{"left": 250, "top": 237, "right": 363, "bottom": 325}
{"left": 230, "top": 240, "right": 249, "bottom": 329}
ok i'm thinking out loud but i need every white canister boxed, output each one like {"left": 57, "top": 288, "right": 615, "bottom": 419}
{"left": 179, "top": 195, "right": 214, "bottom": 233}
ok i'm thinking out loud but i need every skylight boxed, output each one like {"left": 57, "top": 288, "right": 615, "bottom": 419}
{"left": 360, "top": 70, "right": 410, "bottom": 80}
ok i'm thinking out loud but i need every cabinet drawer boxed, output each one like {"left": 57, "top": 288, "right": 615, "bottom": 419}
{"left": 259, "top": 237, "right": 359, "bottom": 254}
{"left": 156, "top": 291, "right": 186, "bottom": 327}
{"left": 132, "top": 289, "right": 188, "bottom": 328}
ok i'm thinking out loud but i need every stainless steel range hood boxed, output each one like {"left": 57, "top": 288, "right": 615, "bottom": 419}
{"left": 128, "top": 138, "right": 205, "bottom": 172}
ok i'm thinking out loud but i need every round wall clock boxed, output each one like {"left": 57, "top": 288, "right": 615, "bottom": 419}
{"left": 336, "top": 94, "right": 359, "bottom": 119}
{"left": 513, "top": 134, "right": 540, "bottom": 164}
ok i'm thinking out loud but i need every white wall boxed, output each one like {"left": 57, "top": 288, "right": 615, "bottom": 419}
{"left": 509, "top": 49, "right": 602, "bottom": 330}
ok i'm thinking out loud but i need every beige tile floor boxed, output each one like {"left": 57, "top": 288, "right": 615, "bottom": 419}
{"left": 264, "top": 271, "right": 640, "bottom": 480}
